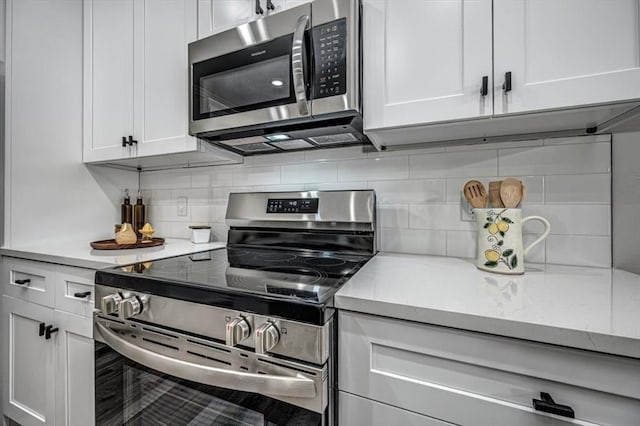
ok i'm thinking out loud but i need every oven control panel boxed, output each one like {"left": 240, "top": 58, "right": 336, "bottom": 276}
{"left": 312, "top": 18, "right": 347, "bottom": 99}
{"left": 267, "top": 198, "right": 319, "bottom": 213}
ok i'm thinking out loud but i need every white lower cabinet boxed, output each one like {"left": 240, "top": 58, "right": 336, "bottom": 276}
{"left": 2, "top": 259, "right": 95, "bottom": 426}
{"left": 339, "top": 311, "right": 640, "bottom": 426}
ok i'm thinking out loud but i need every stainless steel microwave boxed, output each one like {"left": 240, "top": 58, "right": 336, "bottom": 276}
{"left": 188, "top": 0, "right": 367, "bottom": 155}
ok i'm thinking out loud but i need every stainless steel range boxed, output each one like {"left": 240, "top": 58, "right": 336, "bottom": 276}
{"left": 93, "top": 190, "right": 376, "bottom": 425}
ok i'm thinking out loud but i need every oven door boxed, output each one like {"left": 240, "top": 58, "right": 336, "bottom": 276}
{"left": 189, "top": 4, "right": 312, "bottom": 138}
{"left": 94, "top": 316, "right": 329, "bottom": 426}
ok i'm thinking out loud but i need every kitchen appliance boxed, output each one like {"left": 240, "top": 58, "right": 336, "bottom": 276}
{"left": 93, "top": 190, "right": 376, "bottom": 425}
{"left": 188, "top": 0, "right": 367, "bottom": 155}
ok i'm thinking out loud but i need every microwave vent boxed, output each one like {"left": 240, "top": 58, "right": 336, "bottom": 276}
{"left": 232, "top": 142, "right": 278, "bottom": 153}
{"left": 308, "top": 133, "right": 359, "bottom": 145}
{"left": 269, "top": 139, "right": 314, "bottom": 150}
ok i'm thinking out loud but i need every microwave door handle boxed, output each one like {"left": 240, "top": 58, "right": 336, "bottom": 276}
{"left": 95, "top": 322, "right": 316, "bottom": 399}
{"left": 292, "top": 15, "right": 310, "bottom": 116}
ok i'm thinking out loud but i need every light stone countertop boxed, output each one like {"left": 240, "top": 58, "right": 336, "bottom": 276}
{"left": 1, "top": 239, "right": 226, "bottom": 269}
{"left": 335, "top": 253, "right": 640, "bottom": 359}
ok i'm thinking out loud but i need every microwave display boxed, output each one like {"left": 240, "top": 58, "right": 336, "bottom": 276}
{"left": 312, "top": 18, "right": 347, "bottom": 99}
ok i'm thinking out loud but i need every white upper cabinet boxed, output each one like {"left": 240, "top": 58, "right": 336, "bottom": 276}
{"left": 494, "top": 0, "right": 640, "bottom": 115}
{"left": 83, "top": 0, "right": 136, "bottom": 162}
{"left": 362, "top": 0, "right": 493, "bottom": 131}
{"left": 137, "top": 0, "right": 199, "bottom": 158}
{"left": 197, "top": 0, "right": 312, "bottom": 39}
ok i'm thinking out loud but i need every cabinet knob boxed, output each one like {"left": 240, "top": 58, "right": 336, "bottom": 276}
{"left": 255, "top": 0, "right": 264, "bottom": 15}
{"left": 122, "top": 136, "right": 128, "bottom": 147}
{"left": 532, "top": 392, "right": 575, "bottom": 419}
{"left": 39, "top": 322, "right": 46, "bottom": 336}
{"left": 502, "top": 71, "right": 512, "bottom": 93}
{"left": 127, "top": 135, "right": 137, "bottom": 145}
{"left": 266, "top": 0, "right": 275, "bottom": 11}
{"left": 45, "top": 325, "right": 59, "bottom": 340}
{"left": 15, "top": 278, "right": 31, "bottom": 285}
{"left": 480, "top": 75, "right": 488, "bottom": 97}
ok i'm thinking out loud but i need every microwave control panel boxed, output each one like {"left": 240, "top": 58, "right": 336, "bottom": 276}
{"left": 312, "top": 18, "right": 347, "bottom": 99}
{"left": 267, "top": 198, "right": 319, "bottom": 214}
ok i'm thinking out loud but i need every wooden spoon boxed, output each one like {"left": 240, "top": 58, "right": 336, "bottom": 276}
{"left": 520, "top": 183, "right": 527, "bottom": 207}
{"left": 488, "top": 181, "right": 504, "bottom": 208}
{"left": 463, "top": 180, "right": 487, "bottom": 208}
{"left": 499, "top": 177, "right": 523, "bottom": 208}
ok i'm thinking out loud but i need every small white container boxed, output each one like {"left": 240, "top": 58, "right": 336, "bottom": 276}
{"left": 189, "top": 225, "right": 211, "bottom": 244}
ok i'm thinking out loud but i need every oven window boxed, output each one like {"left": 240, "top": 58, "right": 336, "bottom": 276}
{"left": 95, "top": 342, "right": 323, "bottom": 426}
{"left": 192, "top": 34, "right": 299, "bottom": 120}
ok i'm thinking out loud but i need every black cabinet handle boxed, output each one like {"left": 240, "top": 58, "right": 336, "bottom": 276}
{"left": 480, "top": 75, "right": 488, "bottom": 96}
{"left": 502, "top": 71, "right": 512, "bottom": 93}
{"left": 255, "top": 0, "right": 264, "bottom": 14}
{"left": 127, "top": 135, "right": 137, "bottom": 145}
{"left": 266, "top": 0, "right": 275, "bottom": 10}
{"left": 15, "top": 279, "right": 31, "bottom": 285}
{"left": 122, "top": 136, "right": 128, "bottom": 147}
{"left": 532, "top": 392, "right": 575, "bottom": 419}
{"left": 39, "top": 322, "right": 46, "bottom": 336}
{"left": 74, "top": 291, "right": 91, "bottom": 299}
{"left": 45, "top": 325, "right": 59, "bottom": 340}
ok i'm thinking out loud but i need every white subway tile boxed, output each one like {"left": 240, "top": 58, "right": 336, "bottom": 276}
{"left": 379, "top": 228, "right": 446, "bottom": 256}
{"left": 140, "top": 172, "right": 158, "bottom": 189}
{"left": 446, "top": 230, "right": 476, "bottom": 259}
{"left": 304, "top": 181, "right": 369, "bottom": 191}
{"left": 410, "top": 204, "right": 475, "bottom": 231}
{"left": 251, "top": 152, "right": 305, "bottom": 166}
{"left": 170, "top": 223, "right": 191, "bottom": 239}
{"left": 338, "top": 156, "right": 408, "bottom": 181}
{"left": 190, "top": 205, "right": 211, "bottom": 223}
{"left": 545, "top": 174, "right": 611, "bottom": 204}
{"left": 153, "top": 221, "right": 171, "bottom": 238}
{"left": 522, "top": 234, "right": 546, "bottom": 264}
{"left": 546, "top": 235, "right": 611, "bottom": 268}
{"left": 371, "top": 179, "right": 445, "bottom": 204}
{"left": 211, "top": 187, "right": 252, "bottom": 203}
{"left": 543, "top": 134, "right": 611, "bottom": 145}
{"left": 521, "top": 204, "right": 610, "bottom": 236}
{"left": 281, "top": 162, "right": 338, "bottom": 184}
{"left": 156, "top": 170, "right": 191, "bottom": 189}
{"left": 232, "top": 166, "right": 280, "bottom": 186}
{"left": 410, "top": 150, "right": 498, "bottom": 178}
{"left": 252, "top": 184, "right": 306, "bottom": 192}
{"left": 378, "top": 205, "right": 409, "bottom": 228}
{"left": 499, "top": 142, "right": 610, "bottom": 176}
{"left": 304, "top": 146, "right": 366, "bottom": 162}
{"left": 210, "top": 204, "right": 227, "bottom": 223}
{"left": 190, "top": 170, "right": 210, "bottom": 188}
{"left": 367, "top": 146, "right": 445, "bottom": 158}
{"left": 211, "top": 223, "right": 229, "bottom": 242}
{"left": 210, "top": 170, "right": 233, "bottom": 187}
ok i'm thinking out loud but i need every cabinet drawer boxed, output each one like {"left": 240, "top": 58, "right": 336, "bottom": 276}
{"left": 54, "top": 266, "right": 96, "bottom": 317}
{"left": 3, "top": 258, "right": 56, "bottom": 307}
{"left": 340, "top": 392, "right": 453, "bottom": 426}
{"left": 339, "top": 311, "right": 640, "bottom": 426}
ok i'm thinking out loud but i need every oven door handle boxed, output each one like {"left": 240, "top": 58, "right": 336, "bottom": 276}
{"left": 292, "top": 14, "right": 310, "bottom": 116}
{"left": 95, "top": 322, "right": 317, "bottom": 399}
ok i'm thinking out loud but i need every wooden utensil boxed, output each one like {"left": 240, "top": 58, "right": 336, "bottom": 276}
{"left": 488, "top": 181, "right": 504, "bottom": 208}
{"left": 520, "top": 183, "right": 527, "bottom": 207}
{"left": 499, "top": 177, "right": 523, "bottom": 208}
{"left": 463, "top": 180, "right": 487, "bottom": 208}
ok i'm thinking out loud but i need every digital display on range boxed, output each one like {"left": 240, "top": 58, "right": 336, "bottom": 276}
{"left": 267, "top": 198, "right": 319, "bottom": 213}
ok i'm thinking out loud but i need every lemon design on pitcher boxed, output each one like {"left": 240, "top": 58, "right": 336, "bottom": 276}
{"left": 482, "top": 210, "right": 518, "bottom": 270}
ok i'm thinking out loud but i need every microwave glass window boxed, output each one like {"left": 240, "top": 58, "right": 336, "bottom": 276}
{"left": 199, "top": 55, "right": 291, "bottom": 115}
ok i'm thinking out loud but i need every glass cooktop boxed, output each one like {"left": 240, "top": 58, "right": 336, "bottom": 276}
{"left": 95, "top": 247, "right": 373, "bottom": 324}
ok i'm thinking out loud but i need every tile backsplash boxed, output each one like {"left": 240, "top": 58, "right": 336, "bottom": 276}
{"left": 141, "top": 134, "right": 612, "bottom": 268}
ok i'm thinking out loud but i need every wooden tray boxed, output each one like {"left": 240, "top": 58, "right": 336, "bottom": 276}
{"left": 90, "top": 238, "right": 165, "bottom": 250}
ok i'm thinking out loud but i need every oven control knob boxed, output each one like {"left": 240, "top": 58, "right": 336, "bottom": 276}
{"left": 255, "top": 322, "right": 280, "bottom": 355}
{"left": 118, "top": 296, "right": 145, "bottom": 319}
{"left": 100, "top": 293, "right": 123, "bottom": 315}
{"left": 225, "top": 316, "right": 251, "bottom": 347}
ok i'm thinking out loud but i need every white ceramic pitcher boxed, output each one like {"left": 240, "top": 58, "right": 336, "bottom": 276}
{"left": 474, "top": 208, "right": 550, "bottom": 275}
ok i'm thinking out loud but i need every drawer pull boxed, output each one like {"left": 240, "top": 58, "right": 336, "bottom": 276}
{"left": 533, "top": 392, "right": 575, "bottom": 419}
{"left": 45, "top": 325, "right": 59, "bottom": 340}
{"left": 15, "top": 279, "right": 31, "bottom": 285}
{"left": 39, "top": 322, "right": 46, "bottom": 336}
{"left": 74, "top": 291, "right": 92, "bottom": 299}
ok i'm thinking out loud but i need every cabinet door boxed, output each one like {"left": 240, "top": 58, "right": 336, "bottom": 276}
{"left": 494, "top": 0, "right": 640, "bottom": 115}
{"left": 197, "top": 0, "right": 256, "bottom": 39}
{"left": 83, "top": 0, "right": 136, "bottom": 163}
{"left": 54, "top": 311, "right": 94, "bottom": 426}
{"left": 363, "top": 0, "right": 492, "bottom": 131}
{"left": 136, "top": 0, "right": 200, "bottom": 158}
{"left": 2, "top": 296, "right": 55, "bottom": 426}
